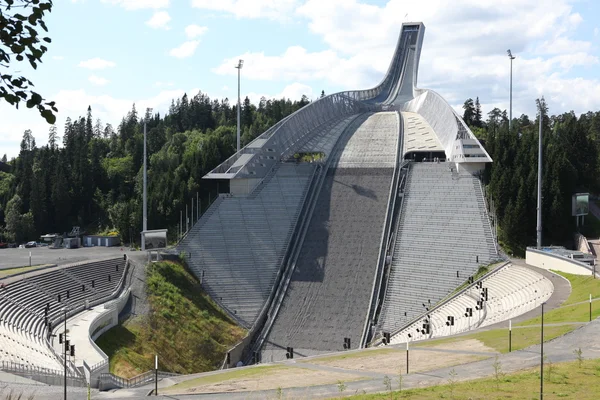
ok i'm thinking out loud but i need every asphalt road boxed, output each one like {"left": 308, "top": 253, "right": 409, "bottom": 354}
{"left": 0, "top": 246, "right": 137, "bottom": 270}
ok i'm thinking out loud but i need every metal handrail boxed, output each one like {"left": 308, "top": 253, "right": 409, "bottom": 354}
{"left": 249, "top": 113, "right": 368, "bottom": 360}
{"left": 360, "top": 111, "right": 405, "bottom": 347}
{"left": 98, "top": 369, "right": 180, "bottom": 389}
{"left": 477, "top": 179, "right": 499, "bottom": 257}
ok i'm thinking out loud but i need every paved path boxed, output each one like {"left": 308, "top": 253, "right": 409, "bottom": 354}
{"left": 52, "top": 304, "right": 108, "bottom": 368}
{"left": 112, "top": 318, "right": 599, "bottom": 400}
{"left": 0, "top": 259, "right": 589, "bottom": 399}
{"left": 0, "top": 247, "right": 136, "bottom": 270}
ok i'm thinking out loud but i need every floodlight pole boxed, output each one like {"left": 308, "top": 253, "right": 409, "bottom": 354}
{"left": 536, "top": 101, "right": 543, "bottom": 249}
{"left": 63, "top": 307, "right": 67, "bottom": 400}
{"left": 507, "top": 50, "right": 515, "bottom": 131}
{"left": 540, "top": 302, "right": 545, "bottom": 400}
{"left": 235, "top": 59, "right": 244, "bottom": 153}
{"left": 155, "top": 355, "right": 158, "bottom": 396}
{"left": 142, "top": 121, "right": 147, "bottom": 251}
{"left": 142, "top": 110, "right": 152, "bottom": 251}
{"left": 509, "top": 319, "right": 512, "bottom": 352}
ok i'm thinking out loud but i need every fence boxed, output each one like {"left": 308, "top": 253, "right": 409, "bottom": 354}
{"left": 97, "top": 370, "right": 180, "bottom": 391}
{"left": 0, "top": 361, "right": 87, "bottom": 387}
{"left": 361, "top": 111, "right": 405, "bottom": 347}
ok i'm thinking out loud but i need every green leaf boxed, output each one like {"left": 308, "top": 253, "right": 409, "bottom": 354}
{"left": 30, "top": 92, "right": 42, "bottom": 105}
{"left": 41, "top": 109, "right": 56, "bottom": 124}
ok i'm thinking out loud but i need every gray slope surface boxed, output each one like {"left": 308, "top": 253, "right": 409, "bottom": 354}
{"left": 263, "top": 112, "right": 399, "bottom": 361}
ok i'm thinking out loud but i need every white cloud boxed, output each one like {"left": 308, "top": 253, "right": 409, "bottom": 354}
{"left": 169, "top": 41, "right": 200, "bottom": 58}
{"left": 88, "top": 75, "right": 110, "bottom": 86}
{"left": 52, "top": 55, "right": 64, "bottom": 61}
{"left": 289, "top": 0, "right": 600, "bottom": 118}
{"left": 146, "top": 11, "right": 171, "bottom": 29}
{"left": 213, "top": 46, "right": 372, "bottom": 88}
{"left": 594, "top": 27, "right": 599, "bottom": 37}
{"left": 191, "top": 0, "right": 298, "bottom": 20}
{"left": 185, "top": 24, "right": 208, "bottom": 39}
{"left": 154, "top": 81, "right": 174, "bottom": 87}
{"left": 78, "top": 58, "right": 116, "bottom": 70}
{"left": 101, "top": 0, "right": 169, "bottom": 10}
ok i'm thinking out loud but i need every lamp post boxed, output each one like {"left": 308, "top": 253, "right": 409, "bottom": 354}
{"left": 509, "top": 319, "right": 512, "bottom": 352}
{"left": 540, "top": 302, "right": 545, "bottom": 400}
{"left": 507, "top": 50, "right": 515, "bottom": 131}
{"left": 536, "top": 99, "right": 544, "bottom": 249}
{"left": 64, "top": 307, "right": 67, "bottom": 400}
{"left": 142, "top": 108, "right": 152, "bottom": 251}
{"left": 235, "top": 59, "right": 244, "bottom": 153}
{"left": 155, "top": 354, "right": 158, "bottom": 396}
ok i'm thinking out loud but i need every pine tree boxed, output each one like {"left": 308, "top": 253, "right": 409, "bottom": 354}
{"left": 48, "top": 124, "right": 58, "bottom": 149}
{"left": 93, "top": 118, "right": 103, "bottom": 138}
{"left": 320, "top": 90, "right": 325, "bottom": 98}
{"left": 242, "top": 96, "right": 253, "bottom": 128}
{"left": 474, "top": 97, "right": 483, "bottom": 128}
{"left": 2, "top": 154, "right": 7, "bottom": 163}
{"left": 85, "top": 105, "right": 93, "bottom": 142}
{"left": 462, "top": 98, "right": 475, "bottom": 127}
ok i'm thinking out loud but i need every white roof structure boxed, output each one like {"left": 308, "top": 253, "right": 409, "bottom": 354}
{"left": 205, "top": 22, "right": 491, "bottom": 194}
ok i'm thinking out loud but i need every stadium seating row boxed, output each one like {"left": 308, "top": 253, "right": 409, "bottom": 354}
{"left": 383, "top": 264, "right": 553, "bottom": 345}
{"left": 378, "top": 162, "right": 498, "bottom": 333}
{"left": 0, "top": 258, "right": 126, "bottom": 370}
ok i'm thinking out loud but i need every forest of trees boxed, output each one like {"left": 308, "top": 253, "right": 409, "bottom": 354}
{"left": 1, "top": 91, "right": 599, "bottom": 255}
{"left": 0, "top": 92, "right": 311, "bottom": 244}
{"left": 462, "top": 98, "right": 600, "bottom": 254}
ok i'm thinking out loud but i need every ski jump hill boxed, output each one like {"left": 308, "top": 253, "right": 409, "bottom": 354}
{"left": 179, "top": 22, "right": 499, "bottom": 365}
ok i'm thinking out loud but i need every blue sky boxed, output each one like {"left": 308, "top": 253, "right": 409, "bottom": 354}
{"left": 1, "top": 0, "right": 599, "bottom": 159}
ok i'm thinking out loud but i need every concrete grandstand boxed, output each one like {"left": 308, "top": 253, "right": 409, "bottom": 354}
{"left": 0, "top": 257, "right": 128, "bottom": 386}
{"left": 178, "top": 22, "right": 499, "bottom": 365}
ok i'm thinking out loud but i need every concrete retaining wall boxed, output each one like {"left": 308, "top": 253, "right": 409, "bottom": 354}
{"left": 87, "top": 288, "right": 131, "bottom": 387}
{"left": 526, "top": 248, "right": 595, "bottom": 276}
{"left": 575, "top": 233, "right": 592, "bottom": 254}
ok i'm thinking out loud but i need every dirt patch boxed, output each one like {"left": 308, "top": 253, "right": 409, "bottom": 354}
{"left": 165, "top": 366, "right": 365, "bottom": 394}
{"left": 302, "top": 339, "right": 496, "bottom": 375}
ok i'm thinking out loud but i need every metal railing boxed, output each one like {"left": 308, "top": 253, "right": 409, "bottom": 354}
{"left": 0, "top": 361, "right": 87, "bottom": 387}
{"left": 98, "top": 369, "right": 179, "bottom": 389}
{"left": 248, "top": 113, "right": 368, "bottom": 361}
{"left": 360, "top": 111, "right": 405, "bottom": 347}
{"left": 218, "top": 162, "right": 321, "bottom": 368}
{"left": 477, "top": 178, "right": 499, "bottom": 257}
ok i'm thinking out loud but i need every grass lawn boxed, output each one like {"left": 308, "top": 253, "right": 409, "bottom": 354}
{"left": 95, "top": 316, "right": 149, "bottom": 377}
{"left": 517, "top": 272, "right": 600, "bottom": 326}
{"left": 95, "top": 260, "right": 246, "bottom": 378}
{"left": 166, "top": 365, "right": 288, "bottom": 391}
{"left": 344, "top": 358, "right": 600, "bottom": 399}
{"left": 416, "top": 271, "right": 600, "bottom": 354}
